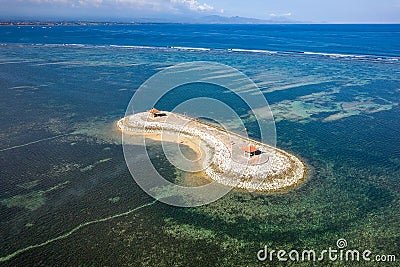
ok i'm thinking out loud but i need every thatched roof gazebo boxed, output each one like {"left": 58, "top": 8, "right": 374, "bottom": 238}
{"left": 147, "top": 108, "right": 166, "bottom": 117}
{"left": 241, "top": 145, "right": 260, "bottom": 157}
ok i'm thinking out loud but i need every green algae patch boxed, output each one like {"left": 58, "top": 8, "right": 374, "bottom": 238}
{"left": 270, "top": 89, "right": 397, "bottom": 123}
{"left": 46, "top": 181, "right": 70, "bottom": 192}
{"left": 1, "top": 181, "right": 70, "bottom": 211}
{"left": 0, "top": 191, "right": 46, "bottom": 211}
{"left": 17, "top": 180, "right": 40, "bottom": 190}
{"left": 108, "top": 197, "right": 121, "bottom": 203}
{"left": 164, "top": 218, "right": 217, "bottom": 240}
{"left": 80, "top": 158, "right": 112, "bottom": 172}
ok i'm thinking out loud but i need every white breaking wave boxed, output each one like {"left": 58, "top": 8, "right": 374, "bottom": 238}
{"left": 1, "top": 43, "right": 399, "bottom": 62}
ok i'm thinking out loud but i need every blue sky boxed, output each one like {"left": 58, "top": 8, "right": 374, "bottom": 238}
{"left": 0, "top": 0, "right": 399, "bottom": 23}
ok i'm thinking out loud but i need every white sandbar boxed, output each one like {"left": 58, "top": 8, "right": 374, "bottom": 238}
{"left": 118, "top": 111, "right": 306, "bottom": 192}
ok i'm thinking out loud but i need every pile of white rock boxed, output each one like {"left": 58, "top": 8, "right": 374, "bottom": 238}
{"left": 118, "top": 111, "right": 305, "bottom": 192}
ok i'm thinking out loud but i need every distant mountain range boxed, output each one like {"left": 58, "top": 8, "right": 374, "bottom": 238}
{"left": 133, "top": 15, "right": 299, "bottom": 24}
{"left": 197, "top": 15, "right": 298, "bottom": 24}
{"left": 0, "top": 15, "right": 301, "bottom": 25}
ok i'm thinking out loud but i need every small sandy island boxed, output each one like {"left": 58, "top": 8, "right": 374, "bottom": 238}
{"left": 117, "top": 111, "right": 306, "bottom": 192}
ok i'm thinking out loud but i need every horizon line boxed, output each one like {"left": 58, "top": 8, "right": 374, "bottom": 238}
{"left": 0, "top": 20, "right": 399, "bottom": 25}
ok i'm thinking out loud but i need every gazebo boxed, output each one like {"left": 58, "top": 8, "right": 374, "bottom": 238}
{"left": 147, "top": 108, "right": 165, "bottom": 117}
{"left": 241, "top": 145, "right": 260, "bottom": 157}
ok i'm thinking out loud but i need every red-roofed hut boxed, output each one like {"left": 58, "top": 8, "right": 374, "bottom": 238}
{"left": 241, "top": 145, "right": 260, "bottom": 157}
{"left": 148, "top": 108, "right": 166, "bottom": 117}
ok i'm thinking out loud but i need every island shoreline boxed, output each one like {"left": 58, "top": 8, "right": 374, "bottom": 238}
{"left": 117, "top": 111, "right": 307, "bottom": 192}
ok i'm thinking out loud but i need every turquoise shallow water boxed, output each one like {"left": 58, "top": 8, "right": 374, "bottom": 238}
{"left": 0, "top": 25, "right": 399, "bottom": 265}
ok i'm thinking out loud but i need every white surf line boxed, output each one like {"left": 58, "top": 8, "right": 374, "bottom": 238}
{"left": 0, "top": 133, "right": 73, "bottom": 152}
{"left": 0, "top": 199, "right": 158, "bottom": 263}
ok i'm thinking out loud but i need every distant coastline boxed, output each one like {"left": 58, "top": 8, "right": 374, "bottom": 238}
{"left": 1, "top": 20, "right": 398, "bottom": 26}
{"left": 0, "top": 21, "right": 141, "bottom": 26}
{"left": 0, "top": 14, "right": 302, "bottom": 26}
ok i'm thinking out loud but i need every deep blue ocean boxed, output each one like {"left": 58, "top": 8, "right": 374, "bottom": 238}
{"left": 0, "top": 24, "right": 399, "bottom": 266}
{"left": 1, "top": 24, "right": 400, "bottom": 58}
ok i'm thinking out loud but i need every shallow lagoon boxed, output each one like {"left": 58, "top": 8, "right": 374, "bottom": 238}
{"left": 0, "top": 44, "right": 399, "bottom": 266}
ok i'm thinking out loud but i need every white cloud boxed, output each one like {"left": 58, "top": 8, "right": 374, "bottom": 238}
{"left": 16, "top": 0, "right": 146, "bottom": 5}
{"left": 15, "top": 0, "right": 215, "bottom": 13}
{"left": 16, "top": 0, "right": 69, "bottom": 3}
{"left": 269, "top": 12, "right": 292, "bottom": 17}
{"left": 170, "top": 0, "right": 214, "bottom": 12}
{"left": 78, "top": 0, "right": 103, "bottom": 7}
